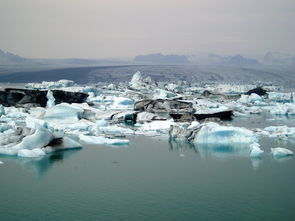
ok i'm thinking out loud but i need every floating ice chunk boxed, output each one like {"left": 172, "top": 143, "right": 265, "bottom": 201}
{"left": 187, "top": 121, "right": 200, "bottom": 130}
{"left": 129, "top": 71, "right": 156, "bottom": 90}
{"left": 29, "top": 107, "right": 46, "bottom": 118}
{"left": 262, "top": 126, "right": 295, "bottom": 139}
{"left": 138, "top": 119, "right": 176, "bottom": 133}
{"left": 106, "top": 83, "right": 116, "bottom": 90}
{"left": 0, "top": 161, "right": 3, "bottom": 164}
{"left": 96, "top": 119, "right": 108, "bottom": 127}
{"left": 18, "top": 148, "right": 46, "bottom": 158}
{"left": 136, "top": 111, "right": 166, "bottom": 123}
{"left": 46, "top": 90, "right": 55, "bottom": 108}
{"left": 79, "top": 134, "right": 129, "bottom": 146}
{"left": 0, "top": 124, "right": 53, "bottom": 156}
{"left": 249, "top": 143, "right": 264, "bottom": 158}
{"left": 98, "top": 125, "right": 134, "bottom": 135}
{"left": 43, "top": 103, "right": 83, "bottom": 124}
{"left": 82, "top": 86, "right": 101, "bottom": 95}
{"left": 194, "top": 122, "right": 257, "bottom": 145}
{"left": 165, "top": 83, "right": 183, "bottom": 93}
{"left": 153, "top": 89, "right": 176, "bottom": 99}
{"left": 26, "top": 80, "right": 75, "bottom": 89}
{"left": 109, "top": 97, "right": 134, "bottom": 110}
{"left": 271, "top": 147, "right": 294, "bottom": 158}
{"left": 268, "top": 92, "right": 294, "bottom": 102}
{"left": 26, "top": 116, "right": 47, "bottom": 129}
{"left": 45, "top": 137, "right": 82, "bottom": 153}
{"left": 238, "top": 93, "right": 263, "bottom": 104}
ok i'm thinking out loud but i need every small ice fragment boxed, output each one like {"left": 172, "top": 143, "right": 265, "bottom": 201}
{"left": 271, "top": 147, "right": 294, "bottom": 158}
{"left": 46, "top": 90, "right": 55, "bottom": 108}
{"left": 79, "top": 134, "right": 129, "bottom": 146}
{"left": 249, "top": 143, "right": 264, "bottom": 158}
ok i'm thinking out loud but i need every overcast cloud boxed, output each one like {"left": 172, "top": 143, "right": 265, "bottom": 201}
{"left": 0, "top": 0, "right": 294, "bottom": 59}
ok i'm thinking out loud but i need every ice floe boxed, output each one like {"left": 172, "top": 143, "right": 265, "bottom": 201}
{"left": 271, "top": 147, "right": 294, "bottom": 158}
{"left": 79, "top": 134, "right": 129, "bottom": 146}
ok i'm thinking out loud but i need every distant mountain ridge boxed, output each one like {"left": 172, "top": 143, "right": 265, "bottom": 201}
{"left": 134, "top": 53, "right": 191, "bottom": 64}
{"left": 0, "top": 49, "right": 28, "bottom": 63}
{"left": 264, "top": 52, "right": 295, "bottom": 65}
{"left": 207, "top": 54, "right": 260, "bottom": 66}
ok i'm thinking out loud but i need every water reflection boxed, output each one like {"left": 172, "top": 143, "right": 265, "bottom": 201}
{"left": 169, "top": 140, "right": 262, "bottom": 168}
{"left": 0, "top": 149, "right": 81, "bottom": 177}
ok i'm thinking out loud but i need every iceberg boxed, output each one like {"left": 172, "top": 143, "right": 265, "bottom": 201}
{"left": 79, "top": 134, "right": 129, "bottom": 146}
{"left": 42, "top": 103, "right": 83, "bottom": 124}
{"left": 238, "top": 93, "right": 263, "bottom": 104}
{"left": 194, "top": 122, "right": 257, "bottom": 145}
{"left": 249, "top": 143, "right": 264, "bottom": 158}
{"left": 136, "top": 111, "right": 166, "bottom": 123}
{"left": 98, "top": 125, "right": 134, "bottom": 135}
{"left": 0, "top": 124, "right": 54, "bottom": 156}
{"left": 138, "top": 119, "right": 176, "bottom": 133}
{"left": 18, "top": 148, "right": 46, "bottom": 158}
{"left": 46, "top": 90, "right": 55, "bottom": 108}
{"left": 268, "top": 92, "right": 294, "bottom": 102}
{"left": 109, "top": 97, "right": 134, "bottom": 110}
{"left": 129, "top": 71, "right": 156, "bottom": 90}
{"left": 271, "top": 147, "right": 294, "bottom": 158}
{"left": 45, "top": 137, "right": 82, "bottom": 153}
{"left": 153, "top": 89, "right": 176, "bottom": 99}
{"left": 25, "top": 80, "right": 75, "bottom": 89}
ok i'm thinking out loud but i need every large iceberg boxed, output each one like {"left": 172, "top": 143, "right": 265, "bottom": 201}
{"left": 42, "top": 103, "right": 83, "bottom": 124}
{"left": 194, "top": 122, "right": 257, "bottom": 145}
{"left": 0, "top": 124, "right": 54, "bottom": 156}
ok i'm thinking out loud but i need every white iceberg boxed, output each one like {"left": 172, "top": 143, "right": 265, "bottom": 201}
{"left": 153, "top": 89, "right": 176, "bottom": 99}
{"left": 271, "top": 147, "right": 294, "bottom": 158}
{"left": 249, "top": 143, "right": 264, "bottom": 158}
{"left": 98, "top": 125, "right": 134, "bottom": 135}
{"left": 79, "top": 134, "right": 129, "bottom": 146}
{"left": 0, "top": 124, "right": 54, "bottom": 156}
{"left": 46, "top": 90, "right": 55, "bottom": 108}
{"left": 25, "top": 80, "right": 75, "bottom": 89}
{"left": 136, "top": 111, "right": 166, "bottom": 123}
{"left": 18, "top": 148, "right": 46, "bottom": 158}
{"left": 238, "top": 93, "right": 263, "bottom": 104}
{"left": 137, "top": 119, "right": 176, "bottom": 134}
{"left": 43, "top": 103, "right": 83, "bottom": 124}
{"left": 194, "top": 122, "right": 258, "bottom": 145}
{"left": 109, "top": 97, "right": 134, "bottom": 110}
{"left": 44, "top": 137, "right": 82, "bottom": 153}
{"left": 268, "top": 92, "right": 294, "bottom": 102}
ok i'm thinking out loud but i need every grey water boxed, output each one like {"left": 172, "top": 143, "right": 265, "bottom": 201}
{"left": 1, "top": 115, "right": 295, "bottom": 221}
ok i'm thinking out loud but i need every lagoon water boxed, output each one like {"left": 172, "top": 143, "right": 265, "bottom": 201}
{"left": 1, "top": 115, "right": 295, "bottom": 221}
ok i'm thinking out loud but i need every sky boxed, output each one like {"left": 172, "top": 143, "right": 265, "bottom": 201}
{"left": 0, "top": 0, "right": 294, "bottom": 59}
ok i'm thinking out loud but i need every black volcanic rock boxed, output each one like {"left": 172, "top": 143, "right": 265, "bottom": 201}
{"left": 194, "top": 110, "right": 233, "bottom": 121}
{"left": 0, "top": 88, "right": 88, "bottom": 107}
{"left": 134, "top": 99, "right": 193, "bottom": 113}
{"left": 245, "top": 87, "right": 267, "bottom": 96}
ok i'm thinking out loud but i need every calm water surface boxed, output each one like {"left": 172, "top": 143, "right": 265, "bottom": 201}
{"left": 1, "top": 116, "right": 295, "bottom": 221}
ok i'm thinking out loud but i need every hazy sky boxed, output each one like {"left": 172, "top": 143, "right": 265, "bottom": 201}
{"left": 0, "top": 0, "right": 294, "bottom": 59}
